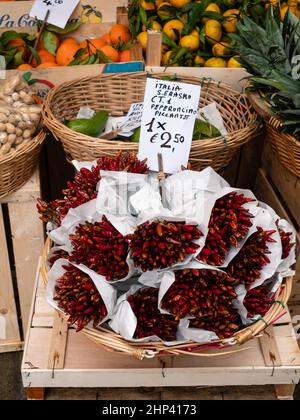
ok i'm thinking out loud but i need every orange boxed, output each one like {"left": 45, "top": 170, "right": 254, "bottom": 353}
{"left": 37, "top": 62, "right": 59, "bottom": 68}
{"left": 59, "top": 37, "right": 78, "bottom": 46}
{"left": 109, "top": 24, "right": 131, "bottom": 45}
{"left": 56, "top": 40, "right": 80, "bottom": 66}
{"left": 80, "top": 38, "right": 106, "bottom": 53}
{"left": 118, "top": 49, "right": 131, "bottom": 62}
{"left": 17, "top": 63, "right": 33, "bottom": 70}
{"left": 99, "top": 33, "right": 111, "bottom": 45}
{"left": 99, "top": 45, "right": 119, "bottom": 62}
{"left": 31, "top": 49, "right": 56, "bottom": 67}
{"left": 6, "top": 38, "right": 26, "bottom": 51}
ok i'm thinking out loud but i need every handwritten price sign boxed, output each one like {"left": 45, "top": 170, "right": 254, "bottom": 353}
{"left": 138, "top": 78, "right": 201, "bottom": 174}
{"left": 30, "top": 0, "right": 80, "bottom": 28}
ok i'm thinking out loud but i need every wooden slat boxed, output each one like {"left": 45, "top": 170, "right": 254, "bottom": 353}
{"left": 0, "top": 170, "right": 40, "bottom": 204}
{"left": 0, "top": 340, "right": 23, "bottom": 353}
{"left": 47, "top": 312, "right": 69, "bottom": 371}
{"left": 259, "top": 326, "right": 282, "bottom": 367}
{"left": 0, "top": 206, "right": 20, "bottom": 345}
{"left": 146, "top": 31, "right": 162, "bottom": 67}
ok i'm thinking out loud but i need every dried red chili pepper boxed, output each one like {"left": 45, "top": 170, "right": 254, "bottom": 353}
{"left": 189, "top": 311, "right": 241, "bottom": 340}
{"left": 276, "top": 221, "right": 295, "bottom": 259}
{"left": 127, "top": 221, "right": 202, "bottom": 271}
{"left": 197, "top": 192, "right": 254, "bottom": 266}
{"left": 128, "top": 288, "right": 178, "bottom": 341}
{"left": 226, "top": 227, "right": 276, "bottom": 286}
{"left": 53, "top": 264, "right": 107, "bottom": 332}
{"left": 69, "top": 215, "right": 129, "bottom": 281}
{"left": 37, "top": 152, "right": 149, "bottom": 225}
{"left": 48, "top": 249, "right": 70, "bottom": 268}
{"left": 243, "top": 284, "right": 275, "bottom": 318}
{"left": 161, "top": 269, "right": 237, "bottom": 321}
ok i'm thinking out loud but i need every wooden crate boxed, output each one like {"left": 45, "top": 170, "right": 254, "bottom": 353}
{"left": 254, "top": 141, "right": 300, "bottom": 306}
{"left": 21, "top": 263, "right": 300, "bottom": 400}
{"left": 0, "top": 171, "right": 44, "bottom": 353}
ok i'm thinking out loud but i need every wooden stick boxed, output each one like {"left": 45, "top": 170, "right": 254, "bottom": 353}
{"left": 29, "top": 9, "right": 50, "bottom": 64}
{"left": 157, "top": 153, "right": 167, "bottom": 208}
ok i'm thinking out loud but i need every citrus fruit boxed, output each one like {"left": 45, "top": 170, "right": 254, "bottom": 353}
{"left": 17, "top": 63, "right": 33, "bottom": 70}
{"left": 212, "top": 41, "right": 231, "bottom": 57}
{"left": 194, "top": 55, "right": 205, "bottom": 66}
{"left": 99, "top": 34, "right": 111, "bottom": 45}
{"left": 37, "top": 62, "right": 59, "bottom": 68}
{"left": 157, "top": 2, "right": 172, "bottom": 19}
{"left": 137, "top": 31, "right": 148, "bottom": 50}
{"left": 99, "top": 45, "right": 119, "bottom": 62}
{"left": 143, "top": 21, "right": 162, "bottom": 31}
{"left": 6, "top": 38, "right": 26, "bottom": 51}
{"left": 169, "top": 0, "right": 191, "bottom": 8}
{"left": 140, "top": 0, "right": 156, "bottom": 10}
{"left": 227, "top": 56, "right": 242, "bottom": 68}
{"left": 222, "top": 9, "right": 241, "bottom": 33}
{"left": 80, "top": 38, "right": 106, "bottom": 53}
{"left": 205, "top": 19, "right": 222, "bottom": 44}
{"left": 163, "top": 19, "right": 184, "bottom": 40}
{"left": 162, "top": 50, "right": 173, "bottom": 65}
{"left": 204, "top": 57, "right": 227, "bottom": 67}
{"left": 179, "top": 34, "right": 200, "bottom": 51}
{"left": 119, "top": 49, "right": 131, "bottom": 62}
{"left": 203, "top": 3, "right": 221, "bottom": 23}
{"left": 31, "top": 49, "right": 56, "bottom": 67}
{"left": 56, "top": 40, "right": 80, "bottom": 66}
{"left": 109, "top": 24, "right": 131, "bottom": 45}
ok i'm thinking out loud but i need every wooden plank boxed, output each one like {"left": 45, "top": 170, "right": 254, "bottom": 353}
{"left": 146, "top": 31, "right": 162, "bottom": 67}
{"left": 275, "top": 384, "right": 296, "bottom": 400}
{"left": 47, "top": 312, "right": 68, "bottom": 371}
{"left": 26, "top": 388, "right": 45, "bottom": 401}
{"left": 8, "top": 199, "right": 44, "bottom": 334}
{"left": 262, "top": 142, "right": 300, "bottom": 228}
{"left": 0, "top": 170, "right": 40, "bottom": 204}
{"left": 259, "top": 326, "right": 282, "bottom": 367}
{"left": 0, "top": 206, "right": 20, "bottom": 346}
{"left": 0, "top": 340, "right": 23, "bottom": 353}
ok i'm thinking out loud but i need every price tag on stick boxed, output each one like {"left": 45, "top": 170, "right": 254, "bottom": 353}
{"left": 30, "top": 0, "right": 80, "bottom": 29}
{"left": 138, "top": 78, "right": 201, "bottom": 174}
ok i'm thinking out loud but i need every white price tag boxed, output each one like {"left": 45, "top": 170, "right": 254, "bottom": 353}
{"left": 30, "top": 0, "right": 80, "bottom": 29}
{"left": 119, "top": 102, "right": 144, "bottom": 133}
{"left": 138, "top": 78, "right": 201, "bottom": 174}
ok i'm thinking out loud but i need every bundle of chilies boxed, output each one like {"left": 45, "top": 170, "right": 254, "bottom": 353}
{"left": 40, "top": 152, "right": 296, "bottom": 343}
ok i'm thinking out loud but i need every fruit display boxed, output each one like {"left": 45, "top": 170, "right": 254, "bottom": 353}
{"left": 0, "top": 22, "right": 133, "bottom": 70}
{"left": 129, "top": 0, "right": 300, "bottom": 67}
{"left": 43, "top": 151, "right": 295, "bottom": 344}
{"left": 0, "top": 74, "right": 41, "bottom": 156}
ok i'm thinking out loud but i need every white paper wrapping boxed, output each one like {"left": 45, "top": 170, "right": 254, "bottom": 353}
{"left": 197, "top": 102, "right": 228, "bottom": 138}
{"left": 47, "top": 259, "right": 117, "bottom": 327}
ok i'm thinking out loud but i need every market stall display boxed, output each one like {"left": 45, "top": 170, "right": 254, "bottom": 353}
{"left": 38, "top": 151, "right": 296, "bottom": 358}
{"left": 42, "top": 72, "right": 259, "bottom": 171}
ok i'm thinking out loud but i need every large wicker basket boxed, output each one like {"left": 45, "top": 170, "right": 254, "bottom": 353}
{"left": 41, "top": 238, "right": 292, "bottom": 360}
{"left": 42, "top": 72, "right": 260, "bottom": 172}
{"left": 0, "top": 131, "right": 46, "bottom": 199}
{"left": 248, "top": 92, "right": 300, "bottom": 178}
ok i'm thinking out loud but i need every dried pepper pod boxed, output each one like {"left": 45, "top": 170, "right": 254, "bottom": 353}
{"left": 37, "top": 151, "right": 149, "bottom": 225}
{"left": 53, "top": 264, "right": 107, "bottom": 332}
{"left": 276, "top": 221, "right": 295, "bottom": 260}
{"left": 197, "top": 192, "right": 254, "bottom": 266}
{"left": 48, "top": 249, "right": 70, "bottom": 268}
{"left": 128, "top": 221, "right": 202, "bottom": 271}
{"left": 69, "top": 215, "right": 129, "bottom": 282}
{"left": 128, "top": 288, "right": 178, "bottom": 341}
{"left": 189, "top": 311, "right": 241, "bottom": 340}
{"left": 243, "top": 284, "right": 275, "bottom": 318}
{"left": 226, "top": 227, "right": 276, "bottom": 286}
{"left": 161, "top": 269, "right": 237, "bottom": 321}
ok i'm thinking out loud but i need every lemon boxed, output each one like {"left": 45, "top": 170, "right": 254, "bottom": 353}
{"left": 137, "top": 31, "right": 148, "bottom": 50}
{"left": 81, "top": 7, "right": 102, "bottom": 24}
{"left": 163, "top": 19, "right": 184, "bottom": 40}
{"left": 212, "top": 41, "right": 231, "bottom": 57}
{"left": 191, "top": 29, "right": 200, "bottom": 38}
{"left": 140, "top": 0, "right": 156, "bottom": 10}
{"left": 156, "top": 0, "right": 167, "bottom": 7}
{"left": 203, "top": 3, "right": 221, "bottom": 23}
{"left": 157, "top": 2, "right": 172, "bottom": 19}
{"left": 142, "top": 21, "right": 162, "bottom": 31}
{"left": 222, "top": 9, "right": 241, "bottom": 33}
{"left": 194, "top": 55, "right": 205, "bottom": 66}
{"left": 227, "top": 56, "right": 242, "bottom": 68}
{"left": 179, "top": 34, "right": 200, "bottom": 51}
{"left": 162, "top": 50, "right": 173, "bottom": 65}
{"left": 205, "top": 20, "right": 222, "bottom": 45}
{"left": 169, "top": 0, "right": 191, "bottom": 8}
{"left": 204, "top": 57, "right": 227, "bottom": 67}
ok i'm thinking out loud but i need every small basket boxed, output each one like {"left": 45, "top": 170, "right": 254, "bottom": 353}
{"left": 0, "top": 131, "right": 45, "bottom": 199}
{"left": 248, "top": 91, "right": 300, "bottom": 178}
{"left": 42, "top": 72, "right": 260, "bottom": 172}
{"left": 41, "top": 238, "right": 292, "bottom": 360}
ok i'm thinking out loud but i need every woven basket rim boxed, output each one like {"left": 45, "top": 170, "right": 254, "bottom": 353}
{"left": 41, "top": 238, "right": 292, "bottom": 359}
{"left": 0, "top": 130, "right": 45, "bottom": 164}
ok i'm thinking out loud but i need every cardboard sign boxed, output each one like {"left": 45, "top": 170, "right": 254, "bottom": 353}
{"left": 30, "top": 0, "right": 80, "bottom": 28}
{"left": 138, "top": 78, "right": 201, "bottom": 174}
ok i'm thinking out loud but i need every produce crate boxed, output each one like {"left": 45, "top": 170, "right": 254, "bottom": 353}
{"left": 254, "top": 141, "right": 300, "bottom": 318}
{"left": 0, "top": 170, "right": 44, "bottom": 353}
{"left": 22, "top": 263, "right": 300, "bottom": 400}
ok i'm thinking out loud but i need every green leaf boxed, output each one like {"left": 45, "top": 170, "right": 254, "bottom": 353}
{"left": 22, "top": 72, "right": 32, "bottom": 83}
{"left": 69, "top": 48, "right": 86, "bottom": 66}
{"left": 13, "top": 51, "right": 25, "bottom": 67}
{"left": 28, "top": 46, "right": 41, "bottom": 66}
{"left": 42, "top": 31, "right": 58, "bottom": 55}
{"left": 1, "top": 31, "right": 28, "bottom": 47}
{"left": 46, "top": 22, "right": 81, "bottom": 34}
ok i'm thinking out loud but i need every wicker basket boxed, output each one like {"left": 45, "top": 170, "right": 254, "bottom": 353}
{"left": 248, "top": 91, "right": 300, "bottom": 178}
{"left": 0, "top": 131, "right": 46, "bottom": 199}
{"left": 42, "top": 72, "right": 260, "bottom": 172}
{"left": 41, "top": 238, "right": 292, "bottom": 360}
